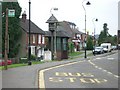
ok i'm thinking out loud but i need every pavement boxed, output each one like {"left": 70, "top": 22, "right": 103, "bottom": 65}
{"left": 0, "top": 50, "right": 117, "bottom": 89}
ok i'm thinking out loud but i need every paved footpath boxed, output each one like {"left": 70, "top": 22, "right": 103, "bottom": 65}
{"left": 0, "top": 50, "right": 117, "bottom": 89}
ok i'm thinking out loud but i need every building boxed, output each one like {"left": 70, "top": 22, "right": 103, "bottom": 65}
{"left": 57, "top": 21, "right": 86, "bottom": 51}
{"left": 17, "top": 12, "right": 45, "bottom": 59}
{"left": 45, "top": 14, "right": 71, "bottom": 60}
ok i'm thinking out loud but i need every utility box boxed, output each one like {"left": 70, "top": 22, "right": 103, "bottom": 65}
{"left": 44, "top": 50, "right": 52, "bottom": 61}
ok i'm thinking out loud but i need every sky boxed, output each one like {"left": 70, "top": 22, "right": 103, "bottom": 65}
{"left": 17, "top": 0, "right": 119, "bottom": 36}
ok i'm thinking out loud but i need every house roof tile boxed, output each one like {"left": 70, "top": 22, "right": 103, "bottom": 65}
{"left": 20, "top": 19, "right": 45, "bottom": 34}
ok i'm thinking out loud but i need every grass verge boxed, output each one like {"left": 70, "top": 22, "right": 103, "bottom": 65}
{"left": 0, "top": 61, "right": 44, "bottom": 70}
{"left": 69, "top": 52, "right": 84, "bottom": 57}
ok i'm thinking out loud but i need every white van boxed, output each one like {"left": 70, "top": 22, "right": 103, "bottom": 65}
{"left": 101, "top": 43, "right": 112, "bottom": 53}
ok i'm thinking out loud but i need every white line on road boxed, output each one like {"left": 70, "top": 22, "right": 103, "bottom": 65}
{"left": 114, "top": 75, "right": 119, "bottom": 78}
{"left": 107, "top": 58, "right": 114, "bottom": 60}
{"left": 88, "top": 60, "right": 119, "bottom": 79}
{"left": 96, "top": 58, "right": 101, "bottom": 60}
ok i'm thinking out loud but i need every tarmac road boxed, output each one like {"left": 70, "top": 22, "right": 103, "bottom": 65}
{"left": 0, "top": 50, "right": 119, "bottom": 89}
{"left": 38, "top": 51, "right": 119, "bottom": 89}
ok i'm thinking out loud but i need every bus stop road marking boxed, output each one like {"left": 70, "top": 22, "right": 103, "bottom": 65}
{"left": 38, "top": 60, "right": 85, "bottom": 88}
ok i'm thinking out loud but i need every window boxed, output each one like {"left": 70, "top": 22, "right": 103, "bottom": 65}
{"left": 38, "top": 35, "right": 41, "bottom": 44}
{"left": 31, "top": 46, "right": 35, "bottom": 55}
{"left": 63, "top": 38, "right": 67, "bottom": 51}
{"left": 42, "top": 35, "right": 45, "bottom": 44}
{"left": 56, "top": 38, "right": 61, "bottom": 50}
{"left": 38, "top": 35, "right": 45, "bottom": 44}
{"left": 33, "top": 34, "right": 35, "bottom": 44}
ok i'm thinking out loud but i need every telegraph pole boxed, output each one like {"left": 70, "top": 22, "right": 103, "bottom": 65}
{"left": 4, "top": 8, "right": 15, "bottom": 70}
{"left": 4, "top": 8, "right": 8, "bottom": 70}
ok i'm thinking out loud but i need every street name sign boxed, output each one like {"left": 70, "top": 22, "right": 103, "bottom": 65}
{"left": 8, "top": 9, "right": 15, "bottom": 17}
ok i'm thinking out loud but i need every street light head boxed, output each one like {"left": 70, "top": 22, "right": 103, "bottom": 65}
{"left": 86, "top": 1, "right": 91, "bottom": 5}
{"left": 53, "top": 8, "right": 58, "bottom": 11}
{"left": 95, "top": 19, "right": 98, "bottom": 21}
{"left": 50, "top": 8, "right": 58, "bottom": 15}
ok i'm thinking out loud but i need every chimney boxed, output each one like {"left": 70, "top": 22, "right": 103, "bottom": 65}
{"left": 22, "top": 11, "right": 27, "bottom": 22}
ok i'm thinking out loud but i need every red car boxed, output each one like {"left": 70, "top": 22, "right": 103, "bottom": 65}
{"left": 0, "top": 59, "right": 12, "bottom": 66}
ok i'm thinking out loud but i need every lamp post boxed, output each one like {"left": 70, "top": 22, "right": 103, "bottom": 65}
{"left": 92, "top": 18, "right": 98, "bottom": 56}
{"left": 4, "top": 8, "right": 8, "bottom": 70}
{"left": 28, "top": 0, "right": 32, "bottom": 65}
{"left": 82, "top": 0, "right": 91, "bottom": 58}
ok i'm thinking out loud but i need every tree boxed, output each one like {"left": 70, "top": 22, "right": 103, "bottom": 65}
{"left": 98, "top": 23, "right": 109, "bottom": 45}
{"left": 87, "top": 36, "right": 93, "bottom": 50}
{"left": 2, "top": 2, "right": 22, "bottom": 58}
{"left": 98, "top": 23, "right": 117, "bottom": 45}
{"left": 68, "top": 42, "right": 74, "bottom": 53}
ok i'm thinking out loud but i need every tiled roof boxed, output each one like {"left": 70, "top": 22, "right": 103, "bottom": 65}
{"left": 57, "top": 21, "right": 83, "bottom": 37}
{"left": 46, "top": 14, "right": 58, "bottom": 23}
{"left": 20, "top": 19, "right": 45, "bottom": 34}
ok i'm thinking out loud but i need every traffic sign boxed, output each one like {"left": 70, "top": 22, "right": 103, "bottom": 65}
{"left": 8, "top": 9, "right": 15, "bottom": 17}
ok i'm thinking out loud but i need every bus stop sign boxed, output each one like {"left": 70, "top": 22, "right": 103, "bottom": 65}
{"left": 8, "top": 9, "right": 15, "bottom": 17}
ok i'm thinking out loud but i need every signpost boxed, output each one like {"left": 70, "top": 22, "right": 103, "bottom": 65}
{"left": 4, "top": 8, "right": 15, "bottom": 70}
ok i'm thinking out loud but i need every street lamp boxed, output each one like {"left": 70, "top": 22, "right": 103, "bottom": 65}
{"left": 50, "top": 8, "right": 58, "bottom": 15}
{"left": 92, "top": 18, "right": 98, "bottom": 56}
{"left": 82, "top": 0, "right": 91, "bottom": 58}
{"left": 28, "top": 0, "right": 32, "bottom": 65}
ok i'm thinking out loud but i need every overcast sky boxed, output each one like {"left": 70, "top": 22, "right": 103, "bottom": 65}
{"left": 18, "top": 0, "right": 119, "bottom": 35}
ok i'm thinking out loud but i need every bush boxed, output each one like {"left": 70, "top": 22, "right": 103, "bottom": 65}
{"left": 19, "top": 57, "right": 27, "bottom": 63}
{"left": 30, "top": 55, "right": 36, "bottom": 60}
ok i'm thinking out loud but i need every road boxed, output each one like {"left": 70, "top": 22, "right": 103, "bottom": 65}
{"left": 39, "top": 51, "right": 119, "bottom": 89}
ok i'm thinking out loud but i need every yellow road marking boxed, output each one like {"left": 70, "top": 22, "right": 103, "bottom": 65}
{"left": 49, "top": 77, "right": 108, "bottom": 84}
{"left": 39, "top": 60, "right": 84, "bottom": 88}
{"left": 39, "top": 70, "right": 45, "bottom": 88}
{"left": 39, "top": 58, "right": 119, "bottom": 89}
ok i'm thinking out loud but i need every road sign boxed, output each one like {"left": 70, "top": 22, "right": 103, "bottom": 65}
{"left": 8, "top": 9, "right": 15, "bottom": 17}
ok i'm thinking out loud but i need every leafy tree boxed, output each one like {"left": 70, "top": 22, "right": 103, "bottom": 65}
{"left": 112, "top": 35, "right": 117, "bottom": 45}
{"left": 87, "top": 36, "right": 93, "bottom": 50}
{"left": 98, "top": 23, "right": 117, "bottom": 45}
{"left": 68, "top": 42, "right": 74, "bottom": 53}
{"left": 2, "top": 2, "right": 22, "bottom": 58}
{"left": 98, "top": 23, "right": 109, "bottom": 45}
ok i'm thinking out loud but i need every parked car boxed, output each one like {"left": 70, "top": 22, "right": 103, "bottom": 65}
{"left": 93, "top": 47, "right": 104, "bottom": 54}
{"left": 111, "top": 46, "right": 117, "bottom": 50}
{"left": 0, "top": 59, "right": 12, "bottom": 66}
